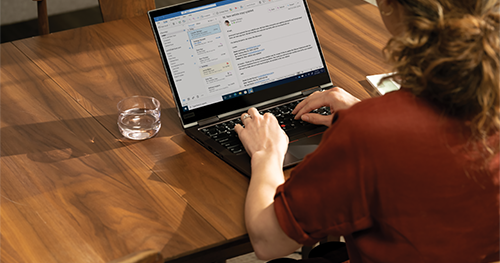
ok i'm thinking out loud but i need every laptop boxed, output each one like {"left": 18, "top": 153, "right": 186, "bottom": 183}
{"left": 148, "top": 0, "right": 334, "bottom": 177}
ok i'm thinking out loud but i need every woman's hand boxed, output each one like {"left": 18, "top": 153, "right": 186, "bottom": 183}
{"left": 292, "top": 87, "right": 360, "bottom": 127}
{"left": 234, "top": 107, "right": 289, "bottom": 161}
{"left": 234, "top": 107, "right": 300, "bottom": 260}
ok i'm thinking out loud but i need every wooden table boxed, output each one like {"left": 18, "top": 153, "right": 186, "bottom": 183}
{"left": 0, "top": 0, "right": 391, "bottom": 262}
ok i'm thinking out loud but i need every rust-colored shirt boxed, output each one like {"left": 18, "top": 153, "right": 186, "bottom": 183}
{"left": 274, "top": 90, "right": 499, "bottom": 262}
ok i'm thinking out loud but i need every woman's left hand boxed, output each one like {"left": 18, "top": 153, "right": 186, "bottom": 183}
{"left": 234, "top": 107, "right": 289, "bottom": 160}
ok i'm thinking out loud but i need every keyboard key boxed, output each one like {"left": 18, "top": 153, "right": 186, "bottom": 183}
{"left": 201, "top": 99, "right": 331, "bottom": 154}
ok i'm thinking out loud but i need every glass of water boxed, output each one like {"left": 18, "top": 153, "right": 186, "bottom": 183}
{"left": 117, "top": 96, "right": 161, "bottom": 140}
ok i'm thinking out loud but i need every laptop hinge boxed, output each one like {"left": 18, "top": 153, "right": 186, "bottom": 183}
{"left": 320, "top": 82, "right": 334, "bottom": 90}
{"left": 183, "top": 122, "right": 198, "bottom": 129}
{"left": 301, "top": 82, "right": 334, "bottom": 96}
{"left": 217, "top": 92, "right": 302, "bottom": 120}
{"left": 301, "top": 86, "right": 322, "bottom": 96}
{"left": 198, "top": 116, "right": 220, "bottom": 127}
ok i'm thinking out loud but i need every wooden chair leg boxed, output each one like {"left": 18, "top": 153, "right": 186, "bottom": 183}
{"left": 34, "top": 0, "right": 49, "bottom": 35}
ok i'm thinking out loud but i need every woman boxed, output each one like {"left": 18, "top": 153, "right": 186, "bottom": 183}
{"left": 234, "top": 0, "right": 499, "bottom": 262}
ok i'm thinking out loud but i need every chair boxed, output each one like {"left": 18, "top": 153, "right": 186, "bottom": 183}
{"left": 97, "top": 0, "right": 156, "bottom": 23}
{"left": 34, "top": 0, "right": 156, "bottom": 35}
{"left": 33, "top": 0, "right": 49, "bottom": 35}
{"left": 107, "top": 249, "right": 163, "bottom": 263}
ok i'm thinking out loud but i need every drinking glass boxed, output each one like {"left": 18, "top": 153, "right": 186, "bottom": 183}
{"left": 117, "top": 96, "right": 161, "bottom": 140}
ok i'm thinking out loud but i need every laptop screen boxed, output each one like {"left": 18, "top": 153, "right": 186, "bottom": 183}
{"left": 149, "top": 0, "right": 330, "bottom": 125}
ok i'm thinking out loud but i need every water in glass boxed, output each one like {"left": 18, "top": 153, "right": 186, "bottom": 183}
{"left": 118, "top": 108, "right": 161, "bottom": 140}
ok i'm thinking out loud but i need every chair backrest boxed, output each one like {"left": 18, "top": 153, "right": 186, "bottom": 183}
{"left": 35, "top": 0, "right": 156, "bottom": 35}
{"left": 107, "top": 250, "right": 163, "bottom": 263}
{"left": 98, "top": 0, "right": 156, "bottom": 22}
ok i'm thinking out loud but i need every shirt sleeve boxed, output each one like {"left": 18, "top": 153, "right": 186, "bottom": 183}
{"left": 274, "top": 110, "right": 375, "bottom": 246}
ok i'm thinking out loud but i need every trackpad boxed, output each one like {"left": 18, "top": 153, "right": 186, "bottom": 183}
{"left": 284, "top": 133, "right": 323, "bottom": 165}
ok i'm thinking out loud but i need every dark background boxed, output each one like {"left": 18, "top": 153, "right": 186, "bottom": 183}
{"left": 1, "top": 0, "right": 186, "bottom": 43}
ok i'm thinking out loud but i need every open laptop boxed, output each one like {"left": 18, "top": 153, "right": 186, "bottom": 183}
{"left": 148, "top": 0, "right": 334, "bottom": 177}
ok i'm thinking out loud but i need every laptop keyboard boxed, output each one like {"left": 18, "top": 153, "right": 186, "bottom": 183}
{"left": 201, "top": 99, "right": 331, "bottom": 154}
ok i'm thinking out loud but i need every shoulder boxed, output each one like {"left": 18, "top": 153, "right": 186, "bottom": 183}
{"left": 340, "top": 89, "right": 431, "bottom": 121}
{"left": 319, "top": 88, "right": 467, "bottom": 161}
{"left": 327, "top": 89, "right": 448, "bottom": 138}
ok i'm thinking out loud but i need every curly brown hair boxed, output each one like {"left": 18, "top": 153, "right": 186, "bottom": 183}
{"left": 383, "top": 0, "right": 499, "bottom": 155}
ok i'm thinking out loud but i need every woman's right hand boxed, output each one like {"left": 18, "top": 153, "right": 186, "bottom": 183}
{"left": 292, "top": 87, "right": 360, "bottom": 127}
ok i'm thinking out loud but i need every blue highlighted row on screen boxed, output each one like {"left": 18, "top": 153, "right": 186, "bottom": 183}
{"left": 154, "top": 0, "right": 248, "bottom": 22}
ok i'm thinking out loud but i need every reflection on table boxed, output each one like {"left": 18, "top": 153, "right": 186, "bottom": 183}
{"left": 0, "top": 0, "right": 391, "bottom": 262}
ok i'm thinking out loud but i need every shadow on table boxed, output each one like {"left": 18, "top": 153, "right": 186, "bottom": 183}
{"left": 358, "top": 79, "right": 381, "bottom": 98}
{"left": 148, "top": 170, "right": 253, "bottom": 263}
{"left": 142, "top": 132, "right": 252, "bottom": 262}
{"left": 0, "top": 107, "right": 183, "bottom": 163}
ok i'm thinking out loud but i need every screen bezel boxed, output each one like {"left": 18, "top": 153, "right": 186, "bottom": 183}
{"left": 148, "top": 0, "right": 331, "bottom": 126}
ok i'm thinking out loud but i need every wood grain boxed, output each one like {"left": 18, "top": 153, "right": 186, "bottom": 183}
{"left": 1, "top": 43, "right": 224, "bottom": 263}
{"left": 13, "top": 14, "right": 251, "bottom": 240}
{"left": 9, "top": 0, "right": 390, "bottom": 258}
{"left": 308, "top": 0, "right": 392, "bottom": 99}
{"left": 13, "top": 16, "right": 178, "bottom": 140}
